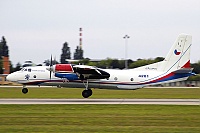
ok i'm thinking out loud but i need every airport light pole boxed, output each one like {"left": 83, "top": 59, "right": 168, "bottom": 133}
{"left": 123, "top": 35, "right": 130, "bottom": 69}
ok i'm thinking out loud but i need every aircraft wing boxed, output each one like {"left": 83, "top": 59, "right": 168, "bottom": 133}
{"left": 73, "top": 65, "right": 110, "bottom": 79}
{"left": 51, "top": 64, "right": 110, "bottom": 80}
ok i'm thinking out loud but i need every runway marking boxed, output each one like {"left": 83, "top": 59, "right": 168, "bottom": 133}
{"left": 0, "top": 99, "right": 199, "bottom": 105}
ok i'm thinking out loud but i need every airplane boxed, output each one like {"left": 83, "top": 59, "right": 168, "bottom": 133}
{"left": 6, "top": 33, "right": 195, "bottom": 98}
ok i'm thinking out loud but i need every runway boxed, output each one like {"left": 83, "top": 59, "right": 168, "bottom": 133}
{"left": 0, "top": 99, "right": 199, "bottom": 105}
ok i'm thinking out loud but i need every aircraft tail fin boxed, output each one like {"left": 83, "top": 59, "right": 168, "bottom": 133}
{"left": 160, "top": 34, "right": 192, "bottom": 73}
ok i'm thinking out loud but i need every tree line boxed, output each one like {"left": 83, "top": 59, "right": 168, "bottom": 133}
{"left": 0, "top": 36, "right": 9, "bottom": 73}
{"left": 60, "top": 42, "right": 83, "bottom": 64}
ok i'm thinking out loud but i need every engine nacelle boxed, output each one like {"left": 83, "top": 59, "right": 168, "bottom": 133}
{"left": 55, "top": 73, "right": 79, "bottom": 80}
{"left": 54, "top": 64, "right": 74, "bottom": 73}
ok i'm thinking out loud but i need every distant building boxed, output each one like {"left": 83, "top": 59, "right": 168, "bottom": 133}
{"left": 3, "top": 56, "right": 10, "bottom": 74}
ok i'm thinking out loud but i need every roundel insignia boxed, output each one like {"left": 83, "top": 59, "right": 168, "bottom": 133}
{"left": 174, "top": 49, "right": 181, "bottom": 55}
{"left": 25, "top": 74, "right": 30, "bottom": 80}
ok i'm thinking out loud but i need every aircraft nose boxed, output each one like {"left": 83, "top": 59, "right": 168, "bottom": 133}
{"left": 6, "top": 73, "right": 16, "bottom": 82}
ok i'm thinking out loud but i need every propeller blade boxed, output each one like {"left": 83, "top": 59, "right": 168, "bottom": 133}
{"left": 54, "top": 56, "right": 57, "bottom": 64}
{"left": 49, "top": 71, "right": 52, "bottom": 79}
{"left": 50, "top": 54, "right": 53, "bottom": 66}
{"left": 50, "top": 55, "right": 53, "bottom": 79}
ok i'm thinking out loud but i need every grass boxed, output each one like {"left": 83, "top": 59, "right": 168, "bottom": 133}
{"left": 0, "top": 87, "right": 199, "bottom": 99}
{"left": 0, "top": 87, "right": 199, "bottom": 132}
{"left": 0, "top": 104, "right": 200, "bottom": 133}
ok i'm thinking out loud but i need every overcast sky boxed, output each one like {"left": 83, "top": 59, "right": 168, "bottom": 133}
{"left": 1, "top": 0, "right": 200, "bottom": 66}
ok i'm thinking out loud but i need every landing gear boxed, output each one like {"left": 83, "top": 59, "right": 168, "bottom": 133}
{"left": 82, "top": 89, "right": 92, "bottom": 98}
{"left": 82, "top": 79, "right": 93, "bottom": 98}
{"left": 22, "top": 88, "right": 28, "bottom": 94}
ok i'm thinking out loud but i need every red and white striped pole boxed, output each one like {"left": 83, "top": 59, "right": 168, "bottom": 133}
{"left": 79, "top": 28, "right": 82, "bottom": 49}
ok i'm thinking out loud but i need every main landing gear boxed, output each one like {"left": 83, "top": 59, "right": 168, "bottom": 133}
{"left": 22, "top": 86, "right": 28, "bottom": 94}
{"left": 82, "top": 89, "right": 92, "bottom": 98}
{"left": 82, "top": 80, "right": 93, "bottom": 98}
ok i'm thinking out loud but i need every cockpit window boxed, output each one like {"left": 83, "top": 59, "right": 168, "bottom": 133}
{"left": 20, "top": 68, "right": 30, "bottom": 72}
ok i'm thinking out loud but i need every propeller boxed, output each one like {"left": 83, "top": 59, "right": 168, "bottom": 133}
{"left": 46, "top": 55, "right": 53, "bottom": 79}
{"left": 46, "top": 55, "right": 58, "bottom": 79}
{"left": 50, "top": 55, "right": 53, "bottom": 79}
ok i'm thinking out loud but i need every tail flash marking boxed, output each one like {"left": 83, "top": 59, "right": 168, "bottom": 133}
{"left": 181, "top": 60, "right": 190, "bottom": 68}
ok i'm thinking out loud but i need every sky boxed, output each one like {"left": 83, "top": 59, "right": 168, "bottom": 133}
{"left": 1, "top": 0, "right": 200, "bottom": 66}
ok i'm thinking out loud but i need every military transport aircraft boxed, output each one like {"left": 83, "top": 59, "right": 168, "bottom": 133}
{"left": 6, "top": 34, "right": 195, "bottom": 98}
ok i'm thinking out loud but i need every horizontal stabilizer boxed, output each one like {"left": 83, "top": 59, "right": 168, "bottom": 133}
{"left": 173, "top": 68, "right": 193, "bottom": 74}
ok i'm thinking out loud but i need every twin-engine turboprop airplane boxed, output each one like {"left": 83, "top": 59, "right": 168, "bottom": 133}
{"left": 6, "top": 34, "right": 195, "bottom": 98}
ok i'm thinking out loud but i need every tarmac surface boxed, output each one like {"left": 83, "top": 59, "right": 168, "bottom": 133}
{"left": 0, "top": 99, "right": 199, "bottom": 105}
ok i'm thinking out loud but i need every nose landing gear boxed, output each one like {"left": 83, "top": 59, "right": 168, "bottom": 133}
{"left": 22, "top": 87, "right": 28, "bottom": 94}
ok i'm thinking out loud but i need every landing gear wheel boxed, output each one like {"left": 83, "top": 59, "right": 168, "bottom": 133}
{"left": 22, "top": 88, "right": 28, "bottom": 94}
{"left": 88, "top": 89, "right": 92, "bottom": 96}
{"left": 82, "top": 89, "right": 92, "bottom": 98}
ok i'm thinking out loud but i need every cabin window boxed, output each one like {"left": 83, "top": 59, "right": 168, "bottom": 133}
{"left": 28, "top": 69, "right": 31, "bottom": 72}
{"left": 33, "top": 75, "right": 36, "bottom": 78}
{"left": 130, "top": 78, "right": 134, "bottom": 81}
{"left": 24, "top": 69, "right": 27, "bottom": 71}
{"left": 114, "top": 77, "right": 118, "bottom": 81}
